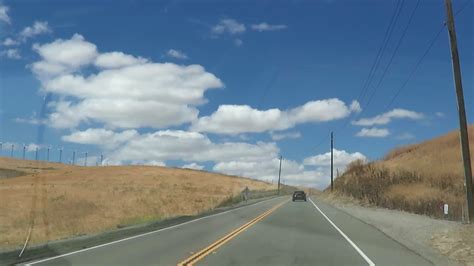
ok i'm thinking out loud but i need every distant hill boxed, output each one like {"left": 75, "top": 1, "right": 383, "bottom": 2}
{"left": 0, "top": 157, "right": 275, "bottom": 250}
{"left": 331, "top": 125, "right": 474, "bottom": 220}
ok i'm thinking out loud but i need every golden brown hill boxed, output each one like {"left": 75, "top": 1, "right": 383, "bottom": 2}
{"left": 0, "top": 157, "right": 275, "bottom": 249}
{"left": 332, "top": 125, "right": 474, "bottom": 220}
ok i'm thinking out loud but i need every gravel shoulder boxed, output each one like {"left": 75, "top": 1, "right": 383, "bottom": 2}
{"left": 316, "top": 193, "right": 473, "bottom": 266}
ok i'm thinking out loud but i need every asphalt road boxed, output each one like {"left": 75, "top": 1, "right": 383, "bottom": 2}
{"left": 25, "top": 196, "right": 432, "bottom": 266}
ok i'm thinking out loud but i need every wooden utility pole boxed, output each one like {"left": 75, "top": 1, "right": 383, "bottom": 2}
{"left": 278, "top": 155, "right": 282, "bottom": 195}
{"left": 445, "top": 0, "right": 473, "bottom": 223}
{"left": 331, "top": 132, "right": 334, "bottom": 192}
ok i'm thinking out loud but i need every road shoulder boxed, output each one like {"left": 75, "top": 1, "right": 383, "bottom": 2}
{"left": 314, "top": 194, "right": 461, "bottom": 266}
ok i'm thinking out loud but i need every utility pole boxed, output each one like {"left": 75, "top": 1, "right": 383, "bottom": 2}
{"left": 22, "top": 145, "right": 26, "bottom": 159}
{"left": 47, "top": 147, "right": 50, "bottom": 162}
{"left": 100, "top": 154, "right": 104, "bottom": 166}
{"left": 72, "top": 151, "right": 76, "bottom": 165}
{"left": 445, "top": 0, "right": 473, "bottom": 223}
{"left": 10, "top": 144, "right": 14, "bottom": 157}
{"left": 84, "top": 152, "right": 88, "bottom": 166}
{"left": 59, "top": 148, "right": 63, "bottom": 163}
{"left": 35, "top": 147, "right": 38, "bottom": 160}
{"left": 278, "top": 155, "right": 282, "bottom": 195}
{"left": 331, "top": 132, "right": 334, "bottom": 192}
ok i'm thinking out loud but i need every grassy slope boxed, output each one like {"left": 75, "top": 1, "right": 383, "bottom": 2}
{"left": 332, "top": 125, "right": 474, "bottom": 220}
{"left": 0, "top": 157, "right": 275, "bottom": 249}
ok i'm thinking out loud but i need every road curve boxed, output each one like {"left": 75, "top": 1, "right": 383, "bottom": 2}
{"left": 26, "top": 196, "right": 431, "bottom": 266}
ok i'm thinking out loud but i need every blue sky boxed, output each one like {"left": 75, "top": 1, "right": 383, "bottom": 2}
{"left": 0, "top": 0, "right": 472, "bottom": 188}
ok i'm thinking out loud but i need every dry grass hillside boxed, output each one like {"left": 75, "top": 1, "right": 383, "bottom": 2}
{"left": 0, "top": 157, "right": 275, "bottom": 250}
{"left": 332, "top": 125, "right": 474, "bottom": 220}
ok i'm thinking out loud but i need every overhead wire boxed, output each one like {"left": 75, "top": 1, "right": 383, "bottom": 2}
{"left": 356, "top": 0, "right": 404, "bottom": 105}
{"left": 361, "top": 0, "right": 421, "bottom": 114}
{"left": 311, "top": 0, "right": 407, "bottom": 151}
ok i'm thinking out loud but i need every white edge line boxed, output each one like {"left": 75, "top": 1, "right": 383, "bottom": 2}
{"left": 25, "top": 197, "right": 279, "bottom": 265}
{"left": 309, "top": 198, "right": 375, "bottom": 266}
{"left": 19, "top": 226, "right": 33, "bottom": 257}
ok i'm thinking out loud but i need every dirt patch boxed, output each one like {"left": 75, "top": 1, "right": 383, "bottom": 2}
{"left": 0, "top": 168, "right": 26, "bottom": 178}
{"left": 431, "top": 224, "right": 474, "bottom": 266}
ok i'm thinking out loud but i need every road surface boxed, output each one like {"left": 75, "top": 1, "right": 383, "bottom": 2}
{"left": 25, "top": 197, "right": 431, "bottom": 266}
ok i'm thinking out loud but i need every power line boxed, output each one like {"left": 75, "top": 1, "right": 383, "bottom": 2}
{"left": 362, "top": 0, "right": 421, "bottom": 113}
{"left": 358, "top": 0, "right": 406, "bottom": 105}
{"left": 385, "top": 25, "right": 445, "bottom": 110}
{"left": 311, "top": 0, "right": 406, "bottom": 152}
{"left": 454, "top": 0, "right": 472, "bottom": 16}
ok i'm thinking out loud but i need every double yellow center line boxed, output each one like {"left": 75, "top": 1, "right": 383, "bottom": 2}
{"left": 177, "top": 200, "right": 288, "bottom": 266}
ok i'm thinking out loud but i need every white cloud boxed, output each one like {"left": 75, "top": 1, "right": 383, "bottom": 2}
{"left": 138, "top": 160, "right": 166, "bottom": 167}
{"left": 192, "top": 99, "right": 358, "bottom": 134}
{"left": 352, "top": 108, "right": 424, "bottom": 126}
{"left": 25, "top": 143, "right": 40, "bottom": 152}
{"left": 77, "top": 129, "right": 276, "bottom": 164}
{"left": 435, "top": 112, "right": 445, "bottom": 118}
{"left": 62, "top": 128, "right": 365, "bottom": 188}
{"left": 182, "top": 162, "right": 204, "bottom": 170}
{"left": 213, "top": 157, "right": 336, "bottom": 188}
{"left": 166, "top": 49, "right": 188, "bottom": 60}
{"left": 3, "top": 38, "right": 18, "bottom": 46}
{"left": 32, "top": 34, "right": 98, "bottom": 77}
{"left": 234, "top": 38, "right": 243, "bottom": 47}
{"left": 1, "top": 48, "right": 20, "bottom": 59}
{"left": 0, "top": 5, "right": 10, "bottom": 24}
{"left": 62, "top": 128, "right": 138, "bottom": 149}
{"left": 251, "top": 23, "right": 287, "bottom": 32}
{"left": 49, "top": 99, "right": 201, "bottom": 129}
{"left": 303, "top": 149, "right": 366, "bottom": 168}
{"left": 31, "top": 34, "right": 223, "bottom": 129}
{"left": 356, "top": 127, "right": 390, "bottom": 138}
{"left": 213, "top": 158, "right": 301, "bottom": 181}
{"left": 270, "top": 131, "right": 301, "bottom": 141}
{"left": 395, "top": 132, "right": 415, "bottom": 140}
{"left": 95, "top": 51, "right": 148, "bottom": 68}
{"left": 212, "top": 19, "right": 246, "bottom": 35}
{"left": 20, "top": 21, "right": 51, "bottom": 40}
{"left": 350, "top": 100, "right": 362, "bottom": 113}
{"left": 63, "top": 129, "right": 276, "bottom": 165}
{"left": 14, "top": 117, "right": 47, "bottom": 125}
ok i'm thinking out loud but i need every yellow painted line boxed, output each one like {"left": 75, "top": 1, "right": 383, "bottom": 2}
{"left": 177, "top": 199, "right": 288, "bottom": 266}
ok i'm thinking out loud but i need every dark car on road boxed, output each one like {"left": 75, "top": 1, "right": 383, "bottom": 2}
{"left": 292, "top": 191, "right": 307, "bottom": 202}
